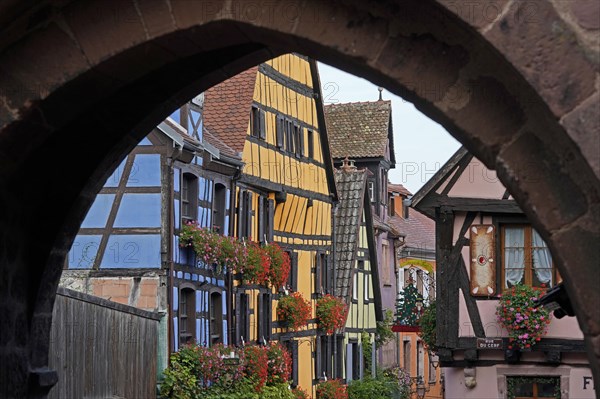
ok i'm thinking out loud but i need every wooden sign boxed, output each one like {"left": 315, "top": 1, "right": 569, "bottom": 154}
{"left": 476, "top": 338, "right": 503, "bottom": 349}
{"left": 469, "top": 225, "right": 496, "bottom": 296}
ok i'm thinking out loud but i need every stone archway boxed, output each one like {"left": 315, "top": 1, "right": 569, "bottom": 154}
{"left": 0, "top": 1, "right": 597, "bottom": 396}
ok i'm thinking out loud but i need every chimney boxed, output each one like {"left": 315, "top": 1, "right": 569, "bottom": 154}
{"left": 341, "top": 157, "right": 357, "bottom": 171}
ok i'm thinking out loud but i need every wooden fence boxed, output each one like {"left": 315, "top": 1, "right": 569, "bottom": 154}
{"left": 49, "top": 287, "right": 161, "bottom": 399}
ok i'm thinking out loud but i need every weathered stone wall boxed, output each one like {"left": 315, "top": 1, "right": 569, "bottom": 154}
{"left": 0, "top": 1, "right": 597, "bottom": 396}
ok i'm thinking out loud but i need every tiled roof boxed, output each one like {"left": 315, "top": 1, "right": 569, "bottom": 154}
{"left": 388, "top": 208, "right": 435, "bottom": 252}
{"left": 325, "top": 100, "right": 393, "bottom": 160}
{"left": 388, "top": 182, "right": 411, "bottom": 196}
{"left": 334, "top": 166, "right": 367, "bottom": 300}
{"left": 203, "top": 66, "right": 258, "bottom": 153}
{"left": 203, "top": 127, "right": 240, "bottom": 159}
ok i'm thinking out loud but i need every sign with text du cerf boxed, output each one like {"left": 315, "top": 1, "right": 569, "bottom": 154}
{"left": 476, "top": 338, "right": 503, "bottom": 349}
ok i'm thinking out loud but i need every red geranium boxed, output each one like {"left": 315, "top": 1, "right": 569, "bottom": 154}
{"left": 277, "top": 292, "right": 312, "bottom": 331}
{"left": 264, "top": 242, "right": 291, "bottom": 289}
{"left": 316, "top": 379, "right": 348, "bottom": 399}
{"left": 316, "top": 295, "right": 348, "bottom": 334}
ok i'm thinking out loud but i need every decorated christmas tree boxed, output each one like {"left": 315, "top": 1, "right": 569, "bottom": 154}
{"left": 395, "top": 280, "right": 424, "bottom": 327}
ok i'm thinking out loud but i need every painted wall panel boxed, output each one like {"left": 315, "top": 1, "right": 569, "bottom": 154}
{"left": 80, "top": 194, "right": 115, "bottom": 229}
{"left": 114, "top": 193, "right": 161, "bottom": 228}
{"left": 100, "top": 234, "right": 161, "bottom": 268}
{"left": 174, "top": 168, "right": 180, "bottom": 192}
{"left": 127, "top": 154, "right": 161, "bottom": 187}
{"left": 68, "top": 235, "right": 102, "bottom": 269}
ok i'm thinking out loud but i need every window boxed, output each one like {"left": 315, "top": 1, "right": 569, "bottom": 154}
{"left": 276, "top": 115, "right": 285, "bottom": 148}
{"left": 382, "top": 241, "right": 390, "bottom": 285}
{"left": 257, "top": 292, "right": 272, "bottom": 342}
{"left": 389, "top": 196, "right": 395, "bottom": 217}
{"left": 417, "top": 341, "right": 424, "bottom": 379}
{"left": 368, "top": 181, "right": 375, "bottom": 202}
{"left": 318, "top": 335, "right": 331, "bottom": 380}
{"left": 307, "top": 129, "right": 314, "bottom": 159}
{"left": 352, "top": 273, "right": 358, "bottom": 301}
{"left": 506, "top": 376, "right": 560, "bottom": 398}
{"left": 364, "top": 273, "right": 369, "bottom": 303}
{"left": 179, "top": 287, "right": 196, "bottom": 345}
{"left": 285, "top": 120, "right": 295, "bottom": 153}
{"left": 316, "top": 253, "right": 329, "bottom": 294}
{"left": 286, "top": 251, "right": 298, "bottom": 291}
{"left": 237, "top": 293, "right": 250, "bottom": 345}
{"left": 294, "top": 124, "right": 303, "bottom": 157}
{"left": 213, "top": 184, "right": 226, "bottom": 233}
{"left": 210, "top": 292, "right": 223, "bottom": 345}
{"left": 250, "top": 106, "right": 265, "bottom": 139}
{"left": 257, "top": 196, "right": 274, "bottom": 244}
{"left": 181, "top": 173, "right": 198, "bottom": 221}
{"left": 403, "top": 340, "right": 412, "bottom": 375}
{"left": 283, "top": 339, "right": 299, "bottom": 387}
{"left": 502, "top": 225, "right": 557, "bottom": 290}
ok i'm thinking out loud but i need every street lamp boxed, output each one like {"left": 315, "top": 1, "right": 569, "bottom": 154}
{"left": 428, "top": 351, "right": 440, "bottom": 369}
{"left": 411, "top": 376, "right": 430, "bottom": 399}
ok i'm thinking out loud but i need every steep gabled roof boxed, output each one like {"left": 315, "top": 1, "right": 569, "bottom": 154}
{"left": 334, "top": 167, "right": 367, "bottom": 301}
{"left": 325, "top": 100, "right": 395, "bottom": 164}
{"left": 202, "top": 66, "right": 259, "bottom": 154}
{"left": 410, "top": 147, "right": 470, "bottom": 218}
{"left": 334, "top": 165, "right": 383, "bottom": 320}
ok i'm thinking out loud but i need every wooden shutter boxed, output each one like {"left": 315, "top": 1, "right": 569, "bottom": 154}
{"left": 245, "top": 191, "right": 253, "bottom": 239}
{"left": 256, "top": 293, "right": 263, "bottom": 343}
{"left": 315, "top": 252, "right": 322, "bottom": 294}
{"left": 266, "top": 199, "right": 275, "bottom": 242}
{"left": 234, "top": 293, "right": 241, "bottom": 345}
{"left": 237, "top": 189, "right": 245, "bottom": 239}
{"left": 266, "top": 293, "right": 272, "bottom": 341}
{"left": 359, "top": 343, "right": 364, "bottom": 380}
{"left": 258, "top": 196, "right": 265, "bottom": 243}
{"left": 259, "top": 110, "right": 266, "bottom": 139}
{"left": 298, "top": 126, "right": 305, "bottom": 157}
{"left": 346, "top": 343, "right": 353, "bottom": 382}
{"left": 292, "top": 341, "right": 299, "bottom": 386}
{"left": 291, "top": 252, "right": 299, "bottom": 291}
{"left": 315, "top": 336, "right": 322, "bottom": 379}
{"left": 276, "top": 115, "right": 284, "bottom": 148}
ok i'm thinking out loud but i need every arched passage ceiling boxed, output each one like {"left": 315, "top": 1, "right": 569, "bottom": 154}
{"left": 0, "top": 1, "right": 597, "bottom": 396}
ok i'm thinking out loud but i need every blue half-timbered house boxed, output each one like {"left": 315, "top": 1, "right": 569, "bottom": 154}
{"left": 61, "top": 97, "right": 242, "bottom": 370}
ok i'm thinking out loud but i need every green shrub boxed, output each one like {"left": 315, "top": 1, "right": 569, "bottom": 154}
{"left": 159, "top": 361, "right": 200, "bottom": 399}
{"left": 348, "top": 375, "right": 398, "bottom": 399}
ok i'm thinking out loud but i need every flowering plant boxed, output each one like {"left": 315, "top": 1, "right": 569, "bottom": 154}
{"left": 292, "top": 387, "right": 310, "bottom": 399}
{"left": 277, "top": 292, "right": 312, "bottom": 331}
{"left": 264, "top": 242, "right": 291, "bottom": 289}
{"left": 218, "top": 235, "right": 246, "bottom": 273}
{"left": 243, "top": 241, "right": 271, "bottom": 285}
{"left": 496, "top": 284, "right": 552, "bottom": 350}
{"left": 179, "top": 222, "right": 221, "bottom": 266}
{"left": 316, "top": 295, "right": 348, "bottom": 334}
{"left": 243, "top": 345, "right": 269, "bottom": 391}
{"left": 193, "top": 344, "right": 225, "bottom": 387}
{"left": 316, "top": 379, "right": 348, "bottom": 399}
{"left": 266, "top": 342, "right": 292, "bottom": 384}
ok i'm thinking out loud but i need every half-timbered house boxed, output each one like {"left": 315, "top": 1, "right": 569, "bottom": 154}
{"left": 412, "top": 148, "right": 595, "bottom": 399}
{"left": 333, "top": 160, "right": 383, "bottom": 383}
{"left": 203, "top": 53, "right": 338, "bottom": 396}
{"left": 325, "top": 99, "right": 401, "bottom": 368}
{"left": 61, "top": 102, "right": 242, "bottom": 373}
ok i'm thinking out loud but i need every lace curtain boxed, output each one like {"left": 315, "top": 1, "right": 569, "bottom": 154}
{"left": 532, "top": 230, "right": 553, "bottom": 285}
{"left": 504, "top": 227, "right": 525, "bottom": 286}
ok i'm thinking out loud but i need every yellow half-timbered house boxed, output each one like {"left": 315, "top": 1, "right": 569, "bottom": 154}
{"left": 203, "top": 53, "right": 337, "bottom": 396}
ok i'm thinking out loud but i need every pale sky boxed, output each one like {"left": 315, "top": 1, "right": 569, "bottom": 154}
{"left": 318, "top": 63, "right": 461, "bottom": 194}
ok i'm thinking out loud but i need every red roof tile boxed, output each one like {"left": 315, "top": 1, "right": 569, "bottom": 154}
{"left": 388, "top": 182, "right": 411, "bottom": 196}
{"left": 203, "top": 66, "right": 258, "bottom": 153}
{"left": 388, "top": 209, "right": 435, "bottom": 251}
